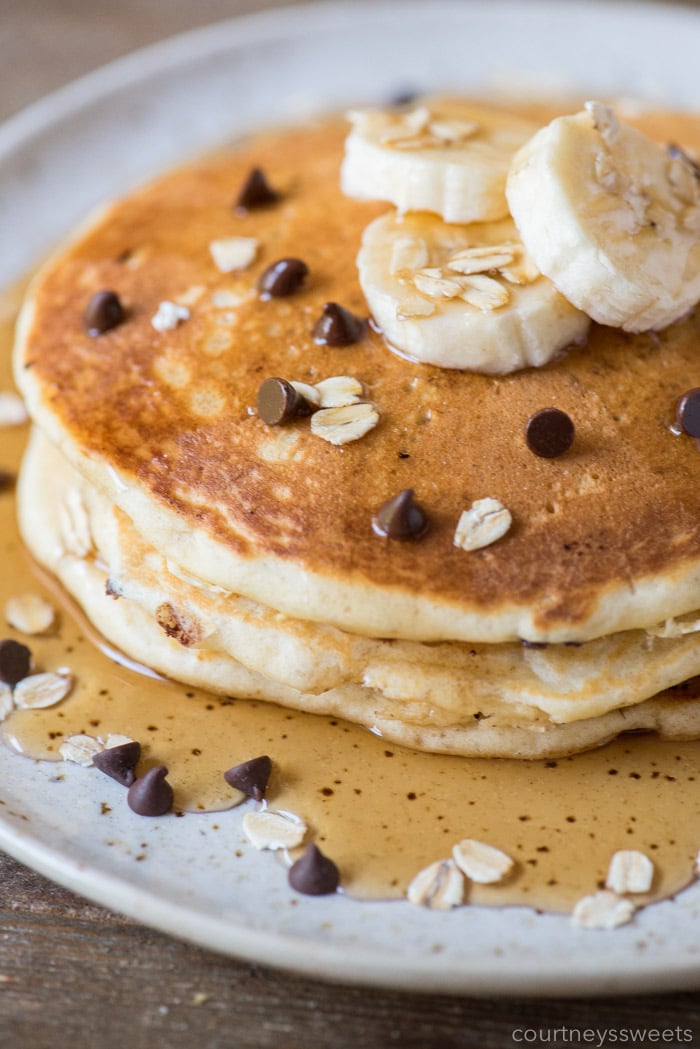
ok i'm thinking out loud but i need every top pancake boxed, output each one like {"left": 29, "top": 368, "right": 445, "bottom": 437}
{"left": 14, "top": 107, "right": 700, "bottom": 643}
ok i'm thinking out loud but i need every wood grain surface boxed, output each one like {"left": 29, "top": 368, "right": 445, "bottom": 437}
{"left": 2, "top": 2, "right": 700, "bottom": 1046}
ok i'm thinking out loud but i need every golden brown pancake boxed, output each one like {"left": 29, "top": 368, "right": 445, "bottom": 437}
{"left": 12, "top": 105, "right": 700, "bottom": 653}
{"left": 17, "top": 426, "right": 700, "bottom": 759}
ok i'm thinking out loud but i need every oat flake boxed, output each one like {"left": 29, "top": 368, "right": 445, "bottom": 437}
{"left": 5, "top": 592, "right": 55, "bottom": 635}
{"left": 242, "top": 808, "right": 307, "bottom": 851}
{"left": 606, "top": 850, "right": 654, "bottom": 895}
{"left": 59, "top": 733, "right": 104, "bottom": 766}
{"left": 452, "top": 838, "right": 514, "bottom": 884}
{"left": 572, "top": 889, "right": 636, "bottom": 930}
{"left": 407, "top": 859, "right": 464, "bottom": 910}
{"left": 0, "top": 392, "right": 28, "bottom": 427}
{"left": 13, "top": 672, "right": 72, "bottom": 710}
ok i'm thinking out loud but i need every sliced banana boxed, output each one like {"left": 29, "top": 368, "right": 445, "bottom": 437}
{"left": 341, "top": 100, "right": 538, "bottom": 224}
{"left": 357, "top": 210, "right": 590, "bottom": 373}
{"left": 506, "top": 101, "right": 700, "bottom": 332}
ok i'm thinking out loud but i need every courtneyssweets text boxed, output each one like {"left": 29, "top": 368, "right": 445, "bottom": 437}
{"left": 511, "top": 1028, "right": 694, "bottom": 1046}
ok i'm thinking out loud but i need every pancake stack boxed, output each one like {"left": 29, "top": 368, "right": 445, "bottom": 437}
{"left": 13, "top": 102, "right": 700, "bottom": 758}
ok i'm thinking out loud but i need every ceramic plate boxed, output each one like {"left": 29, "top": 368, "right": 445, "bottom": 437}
{"left": 2, "top": 0, "right": 700, "bottom": 996}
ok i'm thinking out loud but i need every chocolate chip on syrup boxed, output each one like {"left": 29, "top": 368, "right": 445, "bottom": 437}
{"left": 0, "top": 639, "right": 31, "bottom": 685}
{"left": 674, "top": 388, "right": 700, "bottom": 438}
{"left": 235, "top": 167, "right": 279, "bottom": 212}
{"left": 84, "top": 290, "right": 125, "bottom": 336}
{"left": 0, "top": 469, "right": 15, "bottom": 492}
{"left": 372, "top": 488, "right": 429, "bottom": 540}
{"left": 525, "top": 408, "right": 575, "bottom": 459}
{"left": 257, "top": 377, "right": 312, "bottom": 425}
{"left": 127, "top": 765, "right": 174, "bottom": 816}
{"left": 288, "top": 843, "right": 340, "bottom": 896}
{"left": 223, "top": 755, "right": 272, "bottom": 801}
{"left": 312, "top": 302, "right": 366, "bottom": 347}
{"left": 258, "top": 258, "right": 308, "bottom": 299}
{"left": 93, "top": 741, "right": 142, "bottom": 787}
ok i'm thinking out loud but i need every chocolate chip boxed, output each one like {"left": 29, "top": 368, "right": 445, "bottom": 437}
{"left": 288, "top": 843, "right": 340, "bottom": 896}
{"left": 0, "top": 639, "right": 31, "bottom": 685}
{"left": 520, "top": 639, "right": 548, "bottom": 650}
{"left": 84, "top": 290, "right": 125, "bottom": 336}
{"left": 312, "top": 302, "right": 366, "bottom": 347}
{"left": 257, "top": 377, "right": 312, "bottom": 425}
{"left": 235, "top": 167, "right": 279, "bottom": 212}
{"left": 674, "top": 388, "right": 700, "bottom": 437}
{"left": 0, "top": 469, "right": 15, "bottom": 492}
{"left": 93, "top": 741, "right": 142, "bottom": 787}
{"left": 372, "top": 489, "right": 429, "bottom": 540}
{"left": 389, "top": 88, "right": 422, "bottom": 107}
{"left": 127, "top": 765, "right": 173, "bottom": 816}
{"left": 525, "top": 408, "right": 575, "bottom": 458}
{"left": 223, "top": 755, "right": 272, "bottom": 801}
{"left": 258, "top": 258, "right": 308, "bottom": 299}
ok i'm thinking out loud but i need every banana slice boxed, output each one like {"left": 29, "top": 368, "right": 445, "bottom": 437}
{"left": 506, "top": 101, "right": 700, "bottom": 332}
{"left": 357, "top": 211, "right": 590, "bottom": 373}
{"left": 341, "top": 101, "right": 538, "bottom": 224}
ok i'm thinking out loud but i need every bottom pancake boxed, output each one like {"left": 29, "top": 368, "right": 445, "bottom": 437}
{"left": 17, "top": 427, "right": 700, "bottom": 759}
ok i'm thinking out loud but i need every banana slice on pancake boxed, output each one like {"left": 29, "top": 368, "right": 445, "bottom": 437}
{"left": 341, "top": 102, "right": 538, "bottom": 223}
{"left": 357, "top": 211, "right": 590, "bottom": 373}
{"left": 506, "top": 101, "right": 700, "bottom": 332}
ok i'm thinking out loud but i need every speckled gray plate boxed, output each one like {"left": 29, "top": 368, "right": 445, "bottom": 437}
{"left": 2, "top": 0, "right": 700, "bottom": 996}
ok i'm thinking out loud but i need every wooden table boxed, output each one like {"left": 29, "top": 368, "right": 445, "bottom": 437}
{"left": 2, "top": 2, "right": 700, "bottom": 1044}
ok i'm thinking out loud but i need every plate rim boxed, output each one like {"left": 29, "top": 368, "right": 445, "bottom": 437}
{"left": 2, "top": 0, "right": 700, "bottom": 163}
{"left": 3, "top": 798, "right": 700, "bottom": 999}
